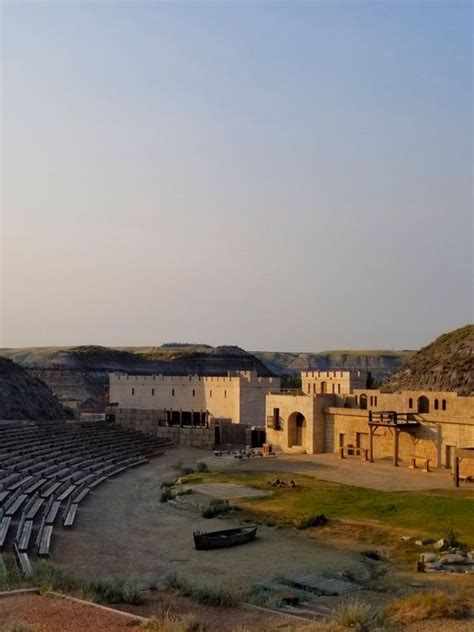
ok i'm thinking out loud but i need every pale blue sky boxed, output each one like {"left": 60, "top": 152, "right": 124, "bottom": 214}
{"left": 1, "top": 1, "right": 472, "bottom": 351}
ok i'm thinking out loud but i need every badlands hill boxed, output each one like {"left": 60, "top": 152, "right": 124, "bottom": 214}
{"left": 253, "top": 349, "right": 413, "bottom": 381}
{"left": 0, "top": 345, "right": 273, "bottom": 412}
{"left": 382, "top": 325, "right": 474, "bottom": 396}
{"left": 0, "top": 357, "right": 65, "bottom": 420}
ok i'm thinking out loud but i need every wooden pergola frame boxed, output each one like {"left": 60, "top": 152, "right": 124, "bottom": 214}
{"left": 368, "top": 411, "right": 420, "bottom": 466}
{"left": 453, "top": 447, "right": 474, "bottom": 487}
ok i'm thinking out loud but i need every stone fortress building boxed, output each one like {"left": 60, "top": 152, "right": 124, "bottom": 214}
{"left": 108, "top": 368, "right": 474, "bottom": 476}
{"left": 266, "top": 371, "right": 474, "bottom": 476}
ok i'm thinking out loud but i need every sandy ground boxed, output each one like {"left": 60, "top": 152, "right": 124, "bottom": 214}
{"left": 52, "top": 448, "right": 372, "bottom": 590}
{"left": 208, "top": 451, "right": 458, "bottom": 492}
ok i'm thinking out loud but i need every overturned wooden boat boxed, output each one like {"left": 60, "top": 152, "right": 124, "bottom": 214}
{"left": 193, "top": 525, "right": 258, "bottom": 550}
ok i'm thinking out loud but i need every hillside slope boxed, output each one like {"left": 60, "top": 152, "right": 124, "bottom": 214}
{"left": 253, "top": 350, "right": 414, "bottom": 381}
{"left": 382, "top": 325, "right": 473, "bottom": 395}
{"left": 0, "top": 345, "right": 273, "bottom": 412}
{"left": 0, "top": 357, "right": 65, "bottom": 420}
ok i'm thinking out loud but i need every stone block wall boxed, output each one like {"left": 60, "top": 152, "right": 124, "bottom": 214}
{"left": 108, "top": 407, "right": 248, "bottom": 450}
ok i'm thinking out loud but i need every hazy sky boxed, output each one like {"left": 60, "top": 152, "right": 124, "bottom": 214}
{"left": 1, "top": 1, "right": 472, "bottom": 351}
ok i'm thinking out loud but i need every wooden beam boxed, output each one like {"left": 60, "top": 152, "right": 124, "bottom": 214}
{"left": 454, "top": 456, "right": 460, "bottom": 488}
{"left": 369, "top": 424, "right": 374, "bottom": 463}
{"left": 393, "top": 428, "right": 399, "bottom": 467}
{"left": 455, "top": 448, "right": 474, "bottom": 459}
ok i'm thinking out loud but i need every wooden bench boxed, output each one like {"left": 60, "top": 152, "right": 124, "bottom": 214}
{"left": 409, "top": 456, "right": 431, "bottom": 472}
{"left": 338, "top": 446, "right": 369, "bottom": 461}
{"left": 0, "top": 516, "right": 11, "bottom": 549}
{"left": 62, "top": 497, "right": 78, "bottom": 528}
{"left": 5, "top": 494, "right": 27, "bottom": 517}
{"left": 25, "top": 497, "right": 44, "bottom": 520}
{"left": 16, "top": 516, "right": 33, "bottom": 552}
{"left": 45, "top": 500, "right": 61, "bottom": 524}
{"left": 73, "top": 487, "right": 90, "bottom": 504}
{"left": 37, "top": 524, "right": 53, "bottom": 557}
{"left": 14, "top": 543, "right": 32, "bottom": 577}
{"left": 24, "top": 477, "right": 47, "bottom": 494}
{"left": 57, "top": 484, "right": 77, "bottom": 502}
{"left": 41, "top": 481, "right": 61, "bottom": 498}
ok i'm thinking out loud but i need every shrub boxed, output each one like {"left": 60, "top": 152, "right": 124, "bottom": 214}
{"left": 191, "top": 584, "right": 236, "bottom": 607}
{"left": 164, "top": 573, "right": 193, "bottom": 597}
{"left": 445, "top": 526, "right": 460, "bottom": 548}
{"left": 360, "top": 550, "right": 381, "bottom": 561}
{"left": 160, "top": 487, "right": 174, "bottom": 503}
{"left": 201, "top": 499, "right": 230, "bottom": 519}
{"left": 333, "top": 599, "right": 379, "bottom": 631}
{"left": 31, "top": 561, "right": 79, "bottom": 594}
{"left": 385, "top": 591, "right": 470, "bottom": 624}
{"left": 165, "top": 573, "right": 236, "bottom": 608}
{"left": 141, "top": 611, "right": 206, "bottom": 632}
{"left": 297, "top": 514, "right": 328, "bottom": 529}
{"left": 0, "top": 624, "right": 36, "bottom": 632}
{"left": 181, "top": 467, "right": 195, "bottom": 476}
{"left": 196, "top": 462, "right": 209, "bottom": 473}
{"left": 87, "top": 577, "right": 143, "bottom": 604}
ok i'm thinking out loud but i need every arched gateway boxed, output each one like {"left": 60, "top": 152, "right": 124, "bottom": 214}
{"left": 288, "top": 411, "right": 306, "bottom": 448}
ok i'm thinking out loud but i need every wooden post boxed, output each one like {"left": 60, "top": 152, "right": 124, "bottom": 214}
{"left": 369, "top": 425, "right": 374, "bottom": 463}
{"left": 454, "top": 456, "right": 460, "bottom": 488}
{"left": 393, "top": 427, "right": 399, "bottom": 467}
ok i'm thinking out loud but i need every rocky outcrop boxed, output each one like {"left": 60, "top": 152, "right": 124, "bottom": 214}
{"left": 382, "top": 325, "right": 473, "bottom": 396}
{"left": 0, "top": 357, "right": 65, "bottom": 420}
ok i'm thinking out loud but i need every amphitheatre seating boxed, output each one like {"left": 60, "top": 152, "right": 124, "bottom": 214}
{"left": 0, "top": 420, "right": 172, "bottom": 559}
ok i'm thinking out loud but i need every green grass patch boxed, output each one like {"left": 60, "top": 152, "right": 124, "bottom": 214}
{"left": 186, "top": 471, "right": 474, "bottom": 546}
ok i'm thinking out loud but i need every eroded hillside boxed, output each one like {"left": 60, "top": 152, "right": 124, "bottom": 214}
{"left": 0, "top": 357, "right": 65, "bottom": 420}
{"left": 382, "top": 325, "right": 474, "bottom": 395}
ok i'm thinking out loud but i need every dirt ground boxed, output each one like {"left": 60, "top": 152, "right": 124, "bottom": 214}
{"left": 52, "top": 448, "right": 373, "bottom": 590}
{"left": 0, "top": 592, "right": 144, "bottom": 631}
{"left": 209, "top": 451, "right": 457, "bottom": 492}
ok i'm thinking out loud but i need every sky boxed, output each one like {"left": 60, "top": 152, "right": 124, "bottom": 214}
{"left": 1, "top": 1, "right": 472, "bottom": 352}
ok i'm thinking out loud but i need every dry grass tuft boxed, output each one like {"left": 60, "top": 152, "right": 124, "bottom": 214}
{"left": 385, "top": 591, "right": 471, "bottom": 624}
{"left": 332, "top": 599, "right": 379, "bottom": 630}
{"left": 141, "top": 610, "right": 205, "bottom": 632}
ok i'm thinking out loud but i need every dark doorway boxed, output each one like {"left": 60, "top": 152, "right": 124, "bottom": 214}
{"left": 417, "top": 396, "right": 430, "bottom": 414}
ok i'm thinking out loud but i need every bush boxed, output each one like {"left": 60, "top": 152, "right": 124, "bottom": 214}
{"left": 201, "top": 499, "right": 230, "bottom": 519}
{"left": 191, "top": 584, "right": 236, "bottom": 607}
{"left": 87, "top": 577, "right": 143, "bottom": 605}
{"left": 181, "top": 467, "right": 195, "bottom": 476}
{"left": 164, "top": 573, "right": 194, "bottom": 597}
{"left": 165, "top": 573, "right": 236, "bottom": 608}
{"left": 196, "top": 462, "right": 209, "bottom": 473}
{"left": 445, "top": 526, "right": 460, "bottom": 548}
{"left": 385, "top": 591, "right": 470, "bottom": 624}
{"left": 333, "top": 599, "right": 379, "bottom": 631}
{"left": 360, "top": 550, "right": 381, "bottom": 561}
{"left": 31, "top": 561, "right": 79, "bottom": 594}
{"left": 160, "top": 487, "right": 174, "bottom": 503}
{"left": 141, "top": 611, "right": 206, "bottom": 632}
{"left": 0, "top": 624, "right": 36, "bottom": 632}
{"left": 297, "top": 514, "right": 328, "bottom": 529}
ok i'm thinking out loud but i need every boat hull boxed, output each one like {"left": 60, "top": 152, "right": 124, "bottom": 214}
{"left": 193, "top": 525, "right": 257, "bottom": 550}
